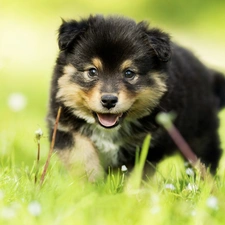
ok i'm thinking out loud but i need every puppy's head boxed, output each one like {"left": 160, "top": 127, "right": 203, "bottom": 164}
{"left": 55, "top": 15, "right": 170, "bottom": 128}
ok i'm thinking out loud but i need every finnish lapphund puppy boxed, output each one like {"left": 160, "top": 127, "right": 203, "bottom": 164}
{"left": 47, "top": 15, "right": 225, "bottom": 181}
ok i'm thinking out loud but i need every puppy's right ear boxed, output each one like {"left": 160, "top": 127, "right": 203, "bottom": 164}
{"left": 58, "top": 19, "right": 88, "bottom": 51}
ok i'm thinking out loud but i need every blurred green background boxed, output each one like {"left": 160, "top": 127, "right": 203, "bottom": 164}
{"left": 1, "top": 0, "right": 225, "bottom": 166}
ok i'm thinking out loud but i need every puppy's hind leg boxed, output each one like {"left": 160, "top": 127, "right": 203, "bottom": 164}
{"left": 193, "top": 131, "right": 222, "bottom": 175}
{"left": 200, "top": 139, "right": 222, "bottom": 175}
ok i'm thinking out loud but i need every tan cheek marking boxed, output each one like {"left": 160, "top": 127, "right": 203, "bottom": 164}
{"left": 56, "top": 133, "right": 104, "bottom": 182}
{"left": 117, "top": 85, "right": 136, "bottom": 109}
{"left": 57, "top": 64, "right": 82, "bottom": 108}
{"left": 56, "top": 71, "right": 93, "bottom": 120}
{"left": 126, "top": 89, "right": 159, "bottom": 118}
{"left": 92, "top": 57, "right": 103, "bottom": 71}
{"left": 152, "top": 73, "right": 167, "bottom": 95}
{"left": 84, "top": 83, "right": 102, "bottom": 110}
{"left": 57, "top": 67, "right": 104, "bottom": 118}
{"left": 128, "top": 73, "right": 167, "bottom": 118}
{"left": 57, "top": 75, "right": 85, "bottom": 107}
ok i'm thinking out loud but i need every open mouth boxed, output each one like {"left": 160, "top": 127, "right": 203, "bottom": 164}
{"left": 95, "top": 113, "right": 123, "bottom": 128}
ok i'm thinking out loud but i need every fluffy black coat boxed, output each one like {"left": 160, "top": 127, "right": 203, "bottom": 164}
{"left": 47, "top": 15, "right": 225, "bottom": 180}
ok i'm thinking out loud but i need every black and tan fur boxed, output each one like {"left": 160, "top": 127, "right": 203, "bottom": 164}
{"left": 47, "top": 15, "right": 225, "bottom": 181}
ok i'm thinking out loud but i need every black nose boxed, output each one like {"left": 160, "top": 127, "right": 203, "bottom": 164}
{"left": 101, "top": 95, "right": 118, "bottom": 109}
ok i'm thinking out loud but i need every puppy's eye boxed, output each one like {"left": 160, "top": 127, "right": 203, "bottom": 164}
{"left": 124, "top": 69, "right": 136, "bottom": 79}
{"left": 88, "top": 68, "right": 98, "bottom": 77}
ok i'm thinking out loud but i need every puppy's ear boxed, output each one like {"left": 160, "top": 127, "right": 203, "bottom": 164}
{"left": 58, "top": 19, "right": 88, "bottom": 51}
{"left": 146, "top": 28, "right": 171, "bottom": 62}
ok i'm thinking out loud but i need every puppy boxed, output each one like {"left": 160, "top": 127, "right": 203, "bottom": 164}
{"left": 47, "top": 15, "right": 225, "bottom": 181}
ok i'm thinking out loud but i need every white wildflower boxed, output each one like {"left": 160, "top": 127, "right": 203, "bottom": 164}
{"left": 121, "top": 165, "right": 128, "bottom": 172}
{"left": 156, "top": 112, "right": 173, "bottom": 129}
{"left": 1, "top": 207, "right": 16, "bottom": 219}
{"left": 150, "top": 194, "right": 160, "bottom": 204}
{"left": 164, "top": 183, "right": 176, "bottom": 191}
{"left": 28, "top": 201, "right": 42, "bottom": 216}
{"left": 150, "top": 205, "right": 161, "bottom": 214}
{"left": 186, "top": 183, "right": 198, "bottom": 191}
{"left": 186, "top": 168, "right": 195, "bottom": 176}
{"left": 150, "top": 194, "right": 161, "bottom": 214}
{"left": 8, "top": 93, "right": 27, "bottom": 112}
{"left": 191, "top": 210, "right": 196, "bottom": 217}
{"left": 35, "top": 128, "right": 43, "bottom": 140}
{"left": 206, "top": 196, "right": 219, "bottom": 210}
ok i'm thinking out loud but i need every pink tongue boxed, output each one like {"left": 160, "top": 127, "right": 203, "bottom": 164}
{"left": 97, "top": 113, "right": 122, "bottom": 127}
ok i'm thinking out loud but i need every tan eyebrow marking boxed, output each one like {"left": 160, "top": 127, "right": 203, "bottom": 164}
{"left": 63, "top": 64, "right": 77, "bottom": 76}
{"left": 92, "top": 57, "right": 103, "bottom": 70}
{"left": 120, "top": 59, "right": 133, "bottom": 71}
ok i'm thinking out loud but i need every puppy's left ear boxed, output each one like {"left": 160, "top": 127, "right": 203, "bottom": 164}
{"left": 58, "top": 19, "right": 88, "bottom": 51}
{"left": 146, "top": 28, "right": 171, "bottom": 62}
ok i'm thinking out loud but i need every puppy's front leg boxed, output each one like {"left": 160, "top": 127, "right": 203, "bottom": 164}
{"left": 55, "top": 130, "right": 104, "bottom": 182}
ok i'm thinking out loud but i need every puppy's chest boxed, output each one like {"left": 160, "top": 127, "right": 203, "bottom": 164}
{"left": 81, "top": 122, "right": 146, "bottom": 169}
{"left": 89, "top": 127, "right": 122, "bottom": 169}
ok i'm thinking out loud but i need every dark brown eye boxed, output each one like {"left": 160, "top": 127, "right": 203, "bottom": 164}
{"left": 88, "top": 68, "right": 98, "bottom": 77}
{"left": 124, "top": 69, "right": 135, "bottom": 79}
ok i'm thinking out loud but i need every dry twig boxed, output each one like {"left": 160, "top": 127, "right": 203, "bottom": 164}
{"left": 40, "top": 107, "right": 62, "bottom": 186}
{"left": 156, "top": 112, "right": 208, "bottom": 178}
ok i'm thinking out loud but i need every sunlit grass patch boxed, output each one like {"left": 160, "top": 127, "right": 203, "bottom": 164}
{"left": 0, "top": 144, "right": 225, "bottom": 225}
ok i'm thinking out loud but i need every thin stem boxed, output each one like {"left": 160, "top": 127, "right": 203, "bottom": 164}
{"left": 34, "top": 140, "right": 40, "bottom": 184}
{"left": 40, "top": 107, "right": 62, "bottom": 186}
{"left": 156, "top": 112, "right": 207, "bottom": 178}
{"left": 168, "top": 125, "right": 198, "bottom": 164}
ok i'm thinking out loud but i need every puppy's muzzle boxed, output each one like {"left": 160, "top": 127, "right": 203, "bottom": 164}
{"left": 101, "top": 95, "right": 118, "bottom": 109}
